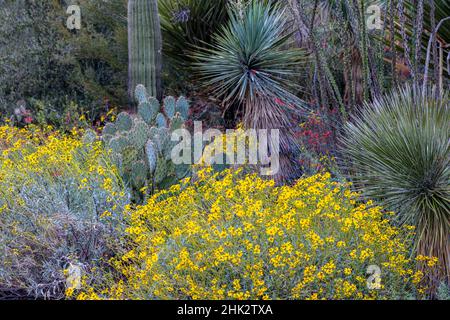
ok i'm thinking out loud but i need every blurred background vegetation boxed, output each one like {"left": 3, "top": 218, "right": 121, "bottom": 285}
{"left": 0, "top": 0, "right": 128, "bottom": 127}
{"left": 1, "top": 0, "right": 448, "bottom": 128}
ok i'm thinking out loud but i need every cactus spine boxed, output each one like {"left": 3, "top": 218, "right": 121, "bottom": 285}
{"left": 128, "top": 0, "right": 163, "bottom": 101}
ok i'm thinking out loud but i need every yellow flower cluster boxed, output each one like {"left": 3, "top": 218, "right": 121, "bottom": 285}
{"left": 79, "top": 168, "right": 430, "bottom": 300}
{"left": 0, "top": 125, "right": 128, "bottom": 291}
{"left": 198, "top": 124, "right": 256, "bottom": 166}
{"left": 0, "top": 125, "right": 124, "bottom": 202}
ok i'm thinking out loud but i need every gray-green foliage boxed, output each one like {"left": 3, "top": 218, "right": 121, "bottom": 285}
{"left": 437, "top": 282, "right": 450, "bottom": 300}
{"left": 0, "top": 1, "right": 76, "bottom": 114}
{"left": 0, "top": 0, "right": 129, "bottom": 123}
{"left": 103, "top": 85, "right": 191, "bottom": 201}
{"left": 0, "top": 140, "right": 128, "bottom": 299}
{"left": 341, "top": 85, "right": 450, "bottom": 285}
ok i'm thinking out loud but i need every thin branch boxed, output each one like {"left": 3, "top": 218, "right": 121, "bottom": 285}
{"left": 422, "top": 16, "right": 450, "bottom": 93}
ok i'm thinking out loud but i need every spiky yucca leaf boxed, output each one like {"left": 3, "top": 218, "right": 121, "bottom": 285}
{"left": 342, "top": 85, "right": 450, "bottom": 286}
{"left": 192, "top": 0, "right": 307, "bottom": 106}
{"left": 159, "top": 0, "right": 229, "bottom": 67}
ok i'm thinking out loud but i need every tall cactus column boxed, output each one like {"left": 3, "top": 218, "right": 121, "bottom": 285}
{"left": 128, "top": 0, "right": 163, "bottom": 102}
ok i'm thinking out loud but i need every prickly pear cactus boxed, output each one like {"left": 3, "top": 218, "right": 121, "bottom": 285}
{"left": 175, "top": 96, "right": 190, "bottom": 120}
{"left": 82, "top": 129, "right": 98, "bottom": 144}
{"left": 101, "top": 85, "right": 191, "bottom": 202}
{"left": 163, "top": 96, "right": 176, "bottom": 118}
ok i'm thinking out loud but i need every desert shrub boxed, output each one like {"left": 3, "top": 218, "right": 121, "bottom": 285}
{"left": 70, "top": 0, "right": 128, "bottom": 108}
{"left": 297, "top": 106, "right": 341, "bottom": 175}
{"left": 77, "top": 169, "right": 431, "bottom": 300}
{"left": 0, "top": 1, "right": 81, "bottom": 117}
{"left": 0, "top": 0, "right": 128, "bottom": 125}
{"left": 0, "top": 125, "right": 129, "bottom": 299}
{"left": 341, "top": 85, "right": 450, "bottom": 287}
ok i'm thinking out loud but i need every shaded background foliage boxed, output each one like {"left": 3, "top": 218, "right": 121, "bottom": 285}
{"left": 0, "top": 0, "right": 128, "bottom": 126}
{"left": 0, "top": 1, "right": 80, "bottom": 116}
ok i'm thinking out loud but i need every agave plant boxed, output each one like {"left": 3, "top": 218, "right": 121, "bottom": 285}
{"left": 341, "top": 85, "right": 450, "bottom": 288}
{"left": 192, "top": 0, "right": 309, "bottom": 181}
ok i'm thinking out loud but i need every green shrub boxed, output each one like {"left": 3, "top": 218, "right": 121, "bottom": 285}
{"left": 0, "top": 1, "right": 80, "bottom": 116}
{"left": 0, "top": 0, "right": 128, "bottom": 124}
{"left": 70, "top": 0, "right": 128, "bottom": 108}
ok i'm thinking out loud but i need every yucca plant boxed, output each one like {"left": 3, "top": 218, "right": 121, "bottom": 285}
{"left": 158, "top": 0, "right": 229, "bottom": 68}
{"left": 341, "top": 85, "right": 450, "bottom": 290}
{"left": 192, "top": 0, "right": 309, "bottom": 181}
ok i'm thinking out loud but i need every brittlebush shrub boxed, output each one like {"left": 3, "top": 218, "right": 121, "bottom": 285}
{"left": 78, "top": 168, "right": 432, "bottom": 300}
{"left": 0, "top": 125, "right": 128, "bottom": 299}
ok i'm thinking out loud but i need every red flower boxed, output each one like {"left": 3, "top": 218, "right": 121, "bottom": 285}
{"left": 24, "top": 116, "right": 33, "bottom": 124}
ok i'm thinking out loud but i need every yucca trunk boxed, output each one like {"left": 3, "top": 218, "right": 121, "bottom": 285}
{"left": 417, "top": 212, "right": 450, "bottom": 293}
{"left": 128, "top": 0, "right": 163, "bottom": 101}
{"left": 245, "top": 95, "right": 302, "bottom": 183}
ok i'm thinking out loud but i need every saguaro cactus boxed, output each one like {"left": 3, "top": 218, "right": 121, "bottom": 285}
{"left": 128, "top": 0, "right": 163, "bottom": 101}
